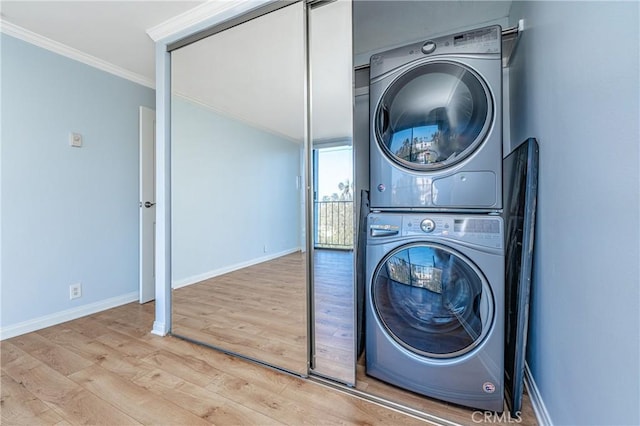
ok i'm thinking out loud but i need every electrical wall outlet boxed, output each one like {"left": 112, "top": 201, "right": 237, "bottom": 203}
{"left": 69, "top": 283, "right": 82, "bottom": 300}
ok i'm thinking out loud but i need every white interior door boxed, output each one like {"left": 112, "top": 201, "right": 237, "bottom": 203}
{"left": 139, "top": 106, "right": 156, "bottom": 303}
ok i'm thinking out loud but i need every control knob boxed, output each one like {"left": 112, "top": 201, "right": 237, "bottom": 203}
{"left": 422, "top": 41, "right": 436, "bottom": 54}
{"left": 420, "top": 218, "right": 436, "bottom": 233}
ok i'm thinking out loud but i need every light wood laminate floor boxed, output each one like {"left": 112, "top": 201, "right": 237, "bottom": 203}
{"left": 2, "top": 251, "right": 538, "bottom": 425}
{"left": 1, "top": 303, "right": 427, "bottom": 426}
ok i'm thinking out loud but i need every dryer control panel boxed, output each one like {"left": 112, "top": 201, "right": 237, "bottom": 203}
{"left": 369, "top": 25, "right": 501, "bottom": 80}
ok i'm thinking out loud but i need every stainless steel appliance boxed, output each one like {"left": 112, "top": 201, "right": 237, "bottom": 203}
{"left": 365, "top": 212, "right": 504, "bottom": 411}
{"left": 369, "top": 25, "right": 503, "bottom": 211}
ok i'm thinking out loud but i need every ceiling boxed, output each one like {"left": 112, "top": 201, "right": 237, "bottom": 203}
{"left": 1, "top": 0, "right": 205, "bottom": 85}
{"left": 1, "top": 1, "right": 512, "bottom": 141}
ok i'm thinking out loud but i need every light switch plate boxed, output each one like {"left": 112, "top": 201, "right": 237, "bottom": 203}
{"left": 69, "top": 132, "right": 83, "bottom": 147}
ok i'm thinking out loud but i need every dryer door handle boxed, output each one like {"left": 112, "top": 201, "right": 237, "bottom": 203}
{"left": 378, "top": 104, "right": 389, "bottom": 135}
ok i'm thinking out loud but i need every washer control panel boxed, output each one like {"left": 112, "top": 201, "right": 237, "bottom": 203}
{"left": 405, "top": 215, "right": 503, "bottom": 249}
{"left": 368, "top": 213, "right": 503, "bottom": 249}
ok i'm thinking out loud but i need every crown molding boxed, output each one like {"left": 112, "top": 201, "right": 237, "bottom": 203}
{"left": 0, "top": 19, "right": 154, "bottom": 89}
{"left": 146, "top": 0, "right": 270, "bottom": 43}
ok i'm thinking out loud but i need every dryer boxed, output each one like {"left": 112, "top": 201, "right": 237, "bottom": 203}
{"left": 369, "top": 25, "right": 502, "bottom": 211}
{"left": 365, "top": 212, "right": 504, "bottom": 411}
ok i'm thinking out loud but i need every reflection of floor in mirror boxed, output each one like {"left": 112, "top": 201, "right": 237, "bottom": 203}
{"left": 312, "top": 249, "right": 356, "bottom": 382}
{"left": 171, "top": 251, "right": 308, "bottom": 375}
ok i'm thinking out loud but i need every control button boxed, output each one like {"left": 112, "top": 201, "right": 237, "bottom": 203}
{"left": 420, "top": 218, "right": 436, "bottom": 233}
{"left": 422, "top": 41, "right": 436, "bottom": 54}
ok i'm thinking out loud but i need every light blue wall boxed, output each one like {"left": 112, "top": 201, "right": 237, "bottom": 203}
{"left": 1, "top": 34, "right": 155, "bottom": 331}
{"left": 508, "top": 2, "right": 640, "bottom": 424}
{"left": 171, "top": 97, "right": 303, "bottom": 284}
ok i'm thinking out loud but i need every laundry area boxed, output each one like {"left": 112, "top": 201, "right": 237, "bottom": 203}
{"left": 353, "top": 8, "right": 532, "bottom": 419}
{"left": 153, "top": 1, "right": 638, "bottom": 425}
{"left": 160, "top": 2, "right": 539, "bottom": 420}
{"left": 3, "top": 0, "right": 635, "bottom": 425}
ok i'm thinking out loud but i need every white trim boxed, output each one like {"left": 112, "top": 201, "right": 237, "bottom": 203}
{"left": 524, "top": 362, "right": 553, "bottom": 426}
{"left": 172, "top": 248, "right": 301, "bottom": 289}
{"left": 147, "top": 1, "right": 255, "bottom": 43}
{"left": 0, "top": 292, "right": 138, "bottom": 340}
{"left": 151, "top": 321, "right": 168, "bottom": 336}
{"left": 153, "top": 43, "right": 172, "bottom": 339}
{"left": 0, "top": 19, "right": 154, "bottom": 89}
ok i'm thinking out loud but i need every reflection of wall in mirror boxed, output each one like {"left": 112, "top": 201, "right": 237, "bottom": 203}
{"left": 172, "top": 96, "right": 303, "bottom": 287}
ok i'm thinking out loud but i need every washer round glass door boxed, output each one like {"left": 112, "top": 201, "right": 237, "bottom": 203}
{"left": 375, "top": 61, "right": 493, "bottom": 171}
{"left": 372, "top": 242, "right": 494, "bottom": 358}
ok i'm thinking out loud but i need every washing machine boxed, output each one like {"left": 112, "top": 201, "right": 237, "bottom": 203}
{"left": 369, "top": 25, "right": 502, "bottom": 211}
{"left": 365, "top": 212, "right": 504, "bottom": 411}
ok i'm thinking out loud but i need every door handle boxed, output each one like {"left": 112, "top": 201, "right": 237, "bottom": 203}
{"left": 378, "top": 104, "right": 389, "bottom": 135}
{"left": 370, "top": 228, "right": 400, "bottom": 237}
{"left": 144, "top": 201, "right": 155, "bottom": 208}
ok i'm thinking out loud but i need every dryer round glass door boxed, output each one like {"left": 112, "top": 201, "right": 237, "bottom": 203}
{"left": 371, "top": 242, "right": 494, "bottom": 358}
{"left": 375, "top": 61, "right": 493, "bottom": 171}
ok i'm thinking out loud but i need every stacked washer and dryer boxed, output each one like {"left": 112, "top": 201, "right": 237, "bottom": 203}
{"left": 364, "top": 25, "right": 505, "bottom": 412}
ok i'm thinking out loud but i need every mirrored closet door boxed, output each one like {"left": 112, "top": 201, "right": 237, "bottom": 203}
{"left": 170, "top": 2, "right": 309, "bottom": 375}
{"left": 308, "top": 0, "right": 356, "bottom": 385}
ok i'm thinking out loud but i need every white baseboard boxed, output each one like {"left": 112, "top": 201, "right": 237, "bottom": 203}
{"left": 172, "top": 248, "right": 300, "bottom": 289}
{"left": 151, "top": 320, "right": 168, "bottom": 336}
{"left": 0, "top": 292, "right": 138, "bottom": 340}
{"left": 524, "top": 362, "right": 553, "bottom": 426}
